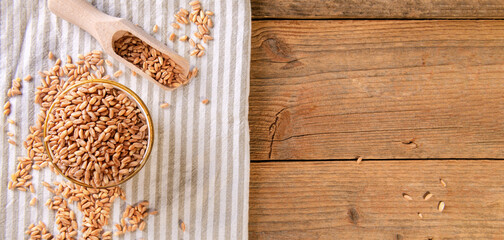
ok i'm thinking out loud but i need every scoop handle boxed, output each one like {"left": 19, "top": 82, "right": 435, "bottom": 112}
{"left": 47, "top": 0, "right": 115, "bottom": 39}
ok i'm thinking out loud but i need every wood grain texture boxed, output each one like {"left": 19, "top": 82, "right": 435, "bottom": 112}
{"left": 250, "top": 20, "right": 504, "bottom": 160}
{"left": 249, "top": 160, "right": 504, "bottom": 239}
{"left": 251, "top": 0, "right": 504, "bottom": 19}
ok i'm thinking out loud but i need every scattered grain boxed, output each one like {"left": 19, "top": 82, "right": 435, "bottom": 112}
{"left": 48, "top": 51, "right": 54, "bottom": 60}
{"left": 113, "top": 70, "right": 123, "bottom": 77}
{"left": 160, "top": 103, "right": 170, "bottom": 108}
{"left": 423, "top": 191, "right": 433, "bottom": 200}
{"left": 180, "top": 220, "right": 186, "bottom": 232}
{"left": 114, "top": 201, "right": 156, "bottom": 236}
{"left": 402, "top": 193, "right": 413, "bottom": 201}
{"left": 197, "top": 50, "right": 205, "bottom": 57}
{"left": 438, "top": 201, "right": 445, "bottom": 212}
{"left": 29, "top": 197, "right": 37, "bottom": 206}
{"left": 7, "top": 132, "right": 14, "bottom": 137}
{"left": 171, "top": 23, "right": 181, "bottom": 29}
{"left": 205, "top": 10, "right": 214, "bottom": 16}
{"left": 201, "top": 99, "right": 209, "bottom": 105}
{"left": 356, "top": 156, "right": 363, "bottom": 164}
{"left": 25, "top": 221, "right": 53, "bottom": 240}
{"left": 179, "top": 35, "right": 188, "bottom": 41}
{"left": 153, "top": 24, "right": 159, "bottom": 33}
{"left": 24, "top": 75, "right": 32, "bottom": 82}
{"left": 417, "top": 212, "right": 423, "bottom": 219}
{"left": 191, "top": 67, "right": 198, "bottom": 78}
{"left": 8, "top": 139, "right": 16, "bottom": 145}
{"left": 440, "top": 178, "right": 447, "bottom": 187}
{"left": 169, "top": 33, "right": 176, "bottom": 41}
{"left": 189, "top": 39, "right": 196, "bottom": 48}
{"left": 7, "top": 118, "right": 15, "bottom": 124}
{"left": 197, "top": 43, "right": 205, "bottom": 50}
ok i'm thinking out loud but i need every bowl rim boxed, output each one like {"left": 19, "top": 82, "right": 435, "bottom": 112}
{"left": 43, "top": 79, "right": 154, "bottom": 189}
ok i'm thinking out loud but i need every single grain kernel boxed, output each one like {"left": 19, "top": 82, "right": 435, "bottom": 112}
{"left": 191, "top": 67, "right": 198, "bottom": 77}
{"left": 197, "top": 50, "right": 205, "bottom": 57}
{"left": 29, "top": 197, "right": 37, "bottom": 206}
{"left": 105, "top": 59, "right": 113, "bottom": 66}
{"left": 440, "top": 179, "right": 447, "bottom": 187}
{"left": 179, "top": 35, "right": 188, "bottom": 41}
{"left": 48, "top": 51, "right": 54, "bottom": 60}
{"left": 160, "top": 103, "right": 170, "bottom": 108}
{"left": 7, "top": 119, "right": 15, "bottom": 124}
{"left": 23, "top": 75, "right": 32, "bottom": 82}
{"left": 113, "top": 70, "right": 123, "bottom": 78}
{"left": 356, "top": 156, "right": 363, "bottom": 164}
{"left": 417, "top": 212, "right": 423, "bottom": 219}
{"left": 201, "top": 99, "right": 209, "bottom": 104}
{"left": 169, "top": 33, "right": 176, "bottom": 41}
{"left": 171, "top": 22, "right": 181, "bottom": 29}
{"left": 190, "top": 49, "right": 199, "bottom": 56}
{"left": 423, "top": 191, "right": 433, "bottom": 200}
{"left": 438, "top": 201, "right": 445, "bottom": 212}
{"left": 8, "top": 139, "right": 16, "bottom": 145}
{"left": 402, "top": 193, "right": 413, "bottom": 201}
{"left": 153, "top": 24, "right": 159, "bottom": 33}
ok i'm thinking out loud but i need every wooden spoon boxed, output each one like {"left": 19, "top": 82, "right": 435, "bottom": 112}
{"left": 47, "top": 0, "right": 189, "bottom": 91}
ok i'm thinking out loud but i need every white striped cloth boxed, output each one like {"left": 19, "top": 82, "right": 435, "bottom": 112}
{"left": 0, "top": 0, "right": 250, "bottom": 239}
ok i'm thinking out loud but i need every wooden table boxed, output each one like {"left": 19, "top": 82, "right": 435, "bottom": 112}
{"left": 248, "top": 1, "right": 504, "bottom": 239}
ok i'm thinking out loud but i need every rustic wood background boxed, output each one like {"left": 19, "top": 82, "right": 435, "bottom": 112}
{"left": 249, "top": 1, "right": 504, "bottom": 239}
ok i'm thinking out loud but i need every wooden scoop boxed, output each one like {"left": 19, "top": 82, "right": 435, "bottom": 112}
{"left": 47, "top": 0, "right": 189, "bottom": 91}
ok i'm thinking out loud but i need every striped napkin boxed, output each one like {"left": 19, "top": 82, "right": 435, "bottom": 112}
{"left": 0, "top": 0, "right": 250, "bottom": 239}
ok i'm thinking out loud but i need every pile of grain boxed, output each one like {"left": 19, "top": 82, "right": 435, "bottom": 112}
{"left": 45, "top": 82, "right": 149, "bottom": 188}
{"left": 4, "top": 50, "right": 158, "bottom": 239}
{"left": 113, "top": 33, "right": 189, "bottom": 88}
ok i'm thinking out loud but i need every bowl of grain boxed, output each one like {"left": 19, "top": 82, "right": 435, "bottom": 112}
{"left": 43, "top": 79, "right": 154, "bottom": 189}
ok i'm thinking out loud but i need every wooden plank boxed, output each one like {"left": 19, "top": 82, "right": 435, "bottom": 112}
{"left": 250, "top": 20, "right": 504, "bottom": 160}
{"left": 249, "top": 160, "right": 504, "bottom": 239}
{"left": 251, "top": 0, "right": 504, "bottom": 19}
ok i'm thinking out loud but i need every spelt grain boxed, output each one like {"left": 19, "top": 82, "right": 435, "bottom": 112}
{"left": 113, "top": 70, "right": 123, "bottom": 77}
{"left": 201, "top": 99, "right": 209, "bottom": 104}
{"left": 438, "top": 201, "right": 445, "bottom": 212}
{"left": 113, "top": 33, "right": 190, "bottom": 88}
{"left": 48, "top": 51, "right": 54, "bottom": 60}
{"left": 24, "top": 75, "right": 32, "bottom": 82}
{"left": 171, "top": 22, "right": 181, "bottom": 29}
{"left": 46, "top": 82, "right": 149, "bottom": 188}
{"left": 423, "top": 191, "right": 433, "bottom": 200}
{"left": 30, "top": 197, "right": 37, "bottom": 206}
{"left": 153, "top": 24, "right": 159, "bottom": 33}
{"left": 402, "top": 193, "right": 413, "bottom": 201}
{"left": 169, "top": 33, "right": 176, "bottom": 41}
{"left": 160, "top": 103, "right": 170, "bottom": 108}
